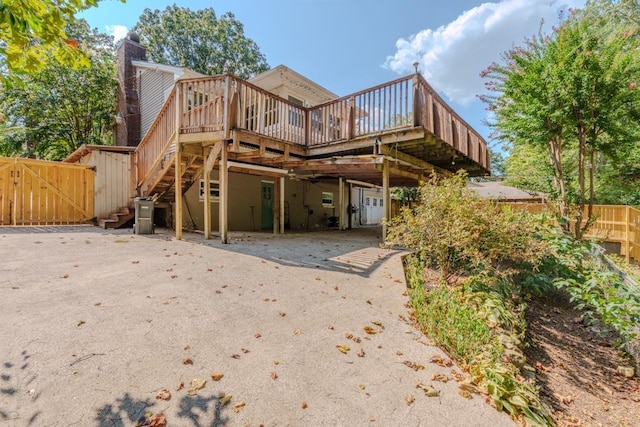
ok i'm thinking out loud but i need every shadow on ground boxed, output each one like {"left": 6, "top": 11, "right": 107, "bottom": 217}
{"left": 94, "top": 393, "right": 230, "bottom": 427}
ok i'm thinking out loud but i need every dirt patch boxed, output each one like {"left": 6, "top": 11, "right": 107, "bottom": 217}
{"left": 524, "top": 294, "right": 640, "bottom": 426}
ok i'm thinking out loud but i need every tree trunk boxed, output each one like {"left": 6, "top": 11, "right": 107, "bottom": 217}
{"left": 548, "top": 139, "right": 569, "bottom": 232}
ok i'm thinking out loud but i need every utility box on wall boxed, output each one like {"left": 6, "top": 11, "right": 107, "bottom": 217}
{"left": 134, "top": 197, "right": 154, "bottom": 234}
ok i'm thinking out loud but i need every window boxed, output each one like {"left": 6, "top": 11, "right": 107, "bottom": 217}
{"left": 199, "top": 179, "right": 220, "bottom": 202}
{"left": 322, "top": 192, "right": 334, "bottom": 207}
{"left": 379, "top": 198, "right": 383, "bottom": 207}
{"left": 366, "top": 197, "right": 370, "bottom": 206}
{"left": 373, "top": 198, "right": 377, "bottom": 207}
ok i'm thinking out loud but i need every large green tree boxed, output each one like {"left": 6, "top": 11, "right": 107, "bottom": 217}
{"left": 482, "top": 1, "right": 640, "bottom": 238}
{"left": 0, "top": 19, "right": 117, "bottom": 159}
{"left": 133, "top": 5, "right": 269, "bottom": 79}
{"left": 0, "top": 0, "right": 121, "bottom": 78}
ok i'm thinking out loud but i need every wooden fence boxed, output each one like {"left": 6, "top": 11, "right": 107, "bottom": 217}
{"left": 0, "top": 157, "right": 94, "bottom": 225}
{"left": 391, "top": 200, "right": 640, "bottom": 262}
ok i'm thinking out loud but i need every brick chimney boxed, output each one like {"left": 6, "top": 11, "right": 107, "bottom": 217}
{"left": 115, "top": 33, "right": 146, "bottom": 147}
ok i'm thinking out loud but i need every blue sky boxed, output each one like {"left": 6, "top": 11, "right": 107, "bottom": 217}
{"left": 81, "top": 0, "right": 586, "bottom": 147}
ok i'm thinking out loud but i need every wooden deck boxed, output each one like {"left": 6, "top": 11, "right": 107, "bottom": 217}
{"left": 134, "top": 72, "right": 490, "bottom": 199}
{"left": 132, "top": 72, "right": 490, "bottom": 242}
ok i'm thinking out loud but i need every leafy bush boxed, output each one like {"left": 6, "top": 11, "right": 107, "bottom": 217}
{"left": 405, "top": 256, "right": 553, "bottom": 426}
{"left": 388, "top": 172, "right": 551, "bottom": 285}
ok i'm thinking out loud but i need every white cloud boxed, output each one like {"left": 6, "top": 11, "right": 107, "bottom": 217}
{"left": 105, "top": 24, "right": 129, "bottom": 42}
{"left": 384, "top": 0, "right": 585, "bottom": 105}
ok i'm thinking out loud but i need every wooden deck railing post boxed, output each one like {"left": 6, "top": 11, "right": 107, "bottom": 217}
{"left": 223, "top": 75, "right": 231, "bottom": 140}
{"left": 626, "top": 205, "right": 631, "bottom": 263}
{"left": 412, "top": 73, "right": 421, "bottom": 127}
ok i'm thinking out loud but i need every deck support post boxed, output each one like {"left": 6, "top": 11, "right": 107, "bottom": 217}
{"left": 273, "top": 178, "right": 280, "bottom": 235}
{"left": 338, "top": 177, "right": 344, "bottom": 230}
{"left": 625, "top": 205, "right": 631, "bottom": 263}
{"left": 174, "top": 82, "right": 183, "bottom": 240}
{"left": 382, "top": 158, "right": 390, "bottom": 241}
{"left": 203, "top": 147, "right": 211, "bottom": 240}
{"left": 219, "top": 142, "right": 229, "bottom": 244}
{"left": 203, "top": 142, "right": 222, "bottom": 240}
{"left": 348, "top": 182, "right": 353, "bottom": 230}
{"left": 280, "top": 176, "right": 285, "bottom": 234}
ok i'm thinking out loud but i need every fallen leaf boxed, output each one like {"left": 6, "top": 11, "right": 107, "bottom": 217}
{"left": 230, "top": 353, "right": 240, "bottom": 359}
{"left": 403, "top": 361, "right": 425, "bottom": 371}
{"left": 148, "top": 413, "right": 167, "bottom": 427}
{"left": 274, "top": 359, "right": 280, "bottom": 365}
{"left": 328, "top": 325, "right": 335, "bottom": 330}
{"left": 211, "top": 372, "right": 224, "bottom": 381}
{"left": 334, "top": 286, "right": 339, "bottom": 291}
{"left": 336, "top": 344, "right": 351, "bottom": 354}
{"left": 271, "top": 371, "right": 278, "bottom": 380}
{"left": 155, "top": 389, "right": 171, "bottom": 401}
{"left": 279, "top": 312, "right": 287, "bottom": 317}
{"left": 345, "top": 333, "right": 354, "bottom": 340}
{"left": 94, "top": 303, "right": 102, "bottom": 307}
{"left": 406, "top": 394, "right": 415, "bottom": 406}
{"left": 61, "top": 273, "right": 69, "bottom": 279}
{"left": 458, "top": 389, "right": 472, "bottom": 399}
{"left": 371, "top": 321, "right": 384, "bottom": 329}
{"left": 431, "top": 373, "right": 448, "bottom": 383}
{"left": 352, "top": 336, "right": 361, "bottom": 343}
{"left": 183, "top": 344, "right": 190, "bottom": 350}
{"left": 430, "top": 355, "right": 453, "bottom": 367}
{"left": 359, "top": 384, "right": 366, "bottom": 390}
{"left": 187, "top": 378, "right": 206, "bottom": 396}
{"left": 233, "top": 402, "right": 246, "bottom": 413}
{"left": 77, "top": 320, "right": 85, "bottom": 327}
{"left": 219, "top": 393, "right": 233, "bottom": 406}
{"left": 396, "top": 351, "right": 404, "bottom": 356}
{"left": 293, "top": 329, "right": 301, "bottom": 335}
{"left": 255, "top": 332, "right": 262, "bottom": 338}
{"left": 170, "top": 275, "right": 178, "bottom": 279}
{"left": 241, "top": 348, "right": 250, "bottom": 354}
{"left": 416, "top": 381, "right": 439, "bottom": 397}
{"left": 363, "top": 326, "right": 377, "bottom": 335}
{"left": 366, "top": 300, "right": 372, "bottom": 305}
{"left": 176, "top": 382, "right": 184, "bottom": 391}
{"left": 315, "top": 276, "right": 321, "bottom": 280}
{"left": 182, "top": 358, "right": 193, "bottom": 365}
{"left": 301, "top": 401, "right": 308, "bottom": 409}
{"left": 356, "top": 348, "right": 365, "bottom": 358}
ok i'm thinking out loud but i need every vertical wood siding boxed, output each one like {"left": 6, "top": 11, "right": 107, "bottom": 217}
{"left": 0, "top": 157, "right": 94, "bottom": 225}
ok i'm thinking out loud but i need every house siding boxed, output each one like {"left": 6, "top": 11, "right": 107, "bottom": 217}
{"left": 75, "top": 150, "right": 134, "bottom": 219}
{"left": 139, "top": 69, "right": 175, "bottom": 139}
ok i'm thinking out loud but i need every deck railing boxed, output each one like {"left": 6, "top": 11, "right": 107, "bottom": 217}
{"left": 500, "top": 203, "right": 640, "bottom": 261}
{"left": 135, "top": 86, "right": 177, "bottom": 191}
{"left": 136, "top": 72, "right": 490, "bottom": 188}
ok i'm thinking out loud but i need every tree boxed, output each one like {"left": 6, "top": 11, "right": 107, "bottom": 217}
{"left": 0, "top": 0, "right": 121, "bottom": 78}
{"left": 482, "top": 3, "right": 640, "bottom": 239}
{"left": 0, "top": 19, "right": 117, "bottom": 160}
{"left": 133, "top": 5, "right": 269, "bottom": 79}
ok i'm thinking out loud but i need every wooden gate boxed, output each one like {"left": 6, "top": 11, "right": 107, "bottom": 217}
{"left": 0, "top": 157, "right": 95, "bottom": 225}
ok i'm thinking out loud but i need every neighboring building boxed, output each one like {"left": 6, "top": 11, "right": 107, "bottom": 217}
{"left": 468, "top": 181, "right": 545, "bottom": 203}
{"left": 69, "top": 33, "right": 491, "bottom": 241}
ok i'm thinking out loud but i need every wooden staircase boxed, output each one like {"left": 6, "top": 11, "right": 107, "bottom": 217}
{"left": 98, "top": 206, "right": 135, "bottom": 229}
{"left": 141, "top": 151, "right": 205, "bottom": 202}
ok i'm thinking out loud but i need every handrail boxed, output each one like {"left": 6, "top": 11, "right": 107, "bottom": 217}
{"left": 135, "top": 86, "right": 177, "bottom": 193}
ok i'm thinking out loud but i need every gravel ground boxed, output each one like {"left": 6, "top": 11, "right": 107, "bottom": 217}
{"left": 0, "top": 226, "right": 512, "bottom": 427}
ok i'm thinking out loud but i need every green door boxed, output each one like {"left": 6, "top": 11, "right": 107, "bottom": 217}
{"left": 261, "top": 182, "right": 274, "bottom": 230}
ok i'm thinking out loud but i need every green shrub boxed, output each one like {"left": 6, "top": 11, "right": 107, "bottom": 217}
{"left": 388, "top": 172, "right": 551, "bottom": 285}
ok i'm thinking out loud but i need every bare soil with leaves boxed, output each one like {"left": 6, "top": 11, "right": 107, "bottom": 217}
{"left": 524, "top": 295, "right": 640, "bottom": 426}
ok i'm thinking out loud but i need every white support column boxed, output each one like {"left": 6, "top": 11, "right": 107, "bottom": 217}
{"left": 338, "top": 177, "right": 344, "bottom": 230}
{"left": 219, "top": 143, "right": 229, "bottom": 244}
{"left": 382, "top": 158, "right": 390, "bottom": 241}
{"left": 279, "top": 176, "right": 285, "bottom": 234}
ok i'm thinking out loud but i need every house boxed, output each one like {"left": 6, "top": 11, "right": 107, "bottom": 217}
{"left": 468, "top": 181, "right": 545, "bottom": 203}
{"left": 68, "top": 33, "right": 490, "bottom": 241}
